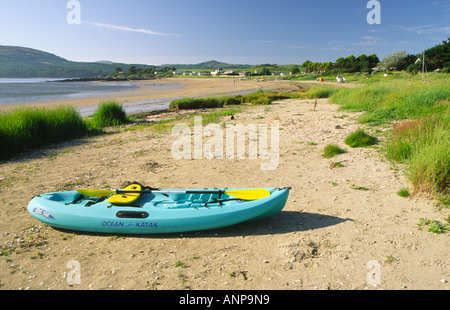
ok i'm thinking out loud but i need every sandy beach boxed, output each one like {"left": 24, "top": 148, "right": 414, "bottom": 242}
{"left": 0, "top": 78, "right": 448, "bottom": 291}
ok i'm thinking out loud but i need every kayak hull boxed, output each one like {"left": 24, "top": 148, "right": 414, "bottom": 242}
{"left": 27, "top": 188, "right": 290, "bottom": 234}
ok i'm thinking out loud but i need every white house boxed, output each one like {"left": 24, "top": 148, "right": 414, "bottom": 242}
{"left": 223, "top": 70, "right": 235, "bottom": 75}
{"left": 211, "top": 68, "right": 223, "bottom": 76}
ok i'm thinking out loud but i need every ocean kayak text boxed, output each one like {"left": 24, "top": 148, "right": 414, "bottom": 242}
{"left": 101, "top": 221, "right": 158, "bottom": 228}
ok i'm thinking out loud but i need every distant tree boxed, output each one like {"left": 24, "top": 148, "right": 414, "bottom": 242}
{"left": 424, "top": 37, "right": 450, "bottom": 70}
{"left": 302, "top": 60, "right": 311, "bottom": 73}
{"left": 345, "top": 55, "right": 357, "bottom": 69}
{"left": 335, "top": 57, "right": 345, "bottom": 69}
{"left": 367, "top": 54, "right": 380, "bottom": 68}
{"left": 378, "top": 51, "right": 409, "bottom": 71}
{"left": 128, "top": 65, "right": 137, "bottom": 75}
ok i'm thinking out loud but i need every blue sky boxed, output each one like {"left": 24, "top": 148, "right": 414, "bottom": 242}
{"left": 1, "top": 0, "right": 449, "bottom": 65}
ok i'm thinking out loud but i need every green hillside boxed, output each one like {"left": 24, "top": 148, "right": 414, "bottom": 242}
{"left": 0, "top": 46, "right": 69, "bottom": 65}
{"left": 161, "top": 60, "right": 252, "bottom": 70}
{"left": 0, "top": 46, "right": 153, "bottom": 78}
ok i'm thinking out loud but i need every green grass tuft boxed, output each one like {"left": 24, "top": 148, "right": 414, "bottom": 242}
{"left": 89, "top": 101, "right": 129, "bottom": 128}
{"left": 397, "top": 188, "right": 410, "bottom": 197}
{"left": 345, "top": 129, "right": 378, "bottom": 148}
{"left": 323, "top": 144, "right": 346, "bottom": 158}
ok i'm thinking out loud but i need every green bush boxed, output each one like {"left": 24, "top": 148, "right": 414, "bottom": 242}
{"left": 91, "top": 101, "right": 129, "bottom": 127}
{"left": 345, "top": 129, "right": 378, "bottom": 147}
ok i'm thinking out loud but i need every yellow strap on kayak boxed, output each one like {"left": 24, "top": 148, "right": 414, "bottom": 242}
{"left": 107, "top": 184, "right": 142, "bottom": 205}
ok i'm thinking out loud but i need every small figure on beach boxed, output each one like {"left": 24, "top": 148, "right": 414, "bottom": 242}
{"left": 336, "top": 75, "right": 345, "bottom": 83}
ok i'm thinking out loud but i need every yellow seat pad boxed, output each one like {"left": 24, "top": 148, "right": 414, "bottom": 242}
{"left": 107, "top": 184, "right": 142, "bottom": 205}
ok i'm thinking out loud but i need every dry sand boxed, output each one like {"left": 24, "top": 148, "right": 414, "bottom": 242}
{"left": 0, "top": 79, "right": 449, "bottom": 291}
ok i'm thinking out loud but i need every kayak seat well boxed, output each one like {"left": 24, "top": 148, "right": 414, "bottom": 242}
{"left": 153, "top": 193, "right": 220, "bottom": 209}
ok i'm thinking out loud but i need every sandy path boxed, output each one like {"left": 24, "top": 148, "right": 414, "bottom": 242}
{"left": 0, "top": 83, "right": 448, "bottom": 291}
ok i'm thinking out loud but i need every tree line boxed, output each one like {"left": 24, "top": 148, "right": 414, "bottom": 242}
{"left": 301, "top": 37, "right": 450, "bottom": 75}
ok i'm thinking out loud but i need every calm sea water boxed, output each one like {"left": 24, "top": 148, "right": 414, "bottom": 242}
{"left": 0, "top": 78, "right": 144, "bottom": 105}
{"left": 0, "top": 78, "right": 186, "bottom": 115}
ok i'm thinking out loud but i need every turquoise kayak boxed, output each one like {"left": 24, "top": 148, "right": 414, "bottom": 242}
{"left": 27, "top": 186, "right": 290, "bottom": 234}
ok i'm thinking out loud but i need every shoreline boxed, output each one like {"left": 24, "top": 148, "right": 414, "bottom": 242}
{"left": 0, "top": 78, "right": 301, "bottom": 115}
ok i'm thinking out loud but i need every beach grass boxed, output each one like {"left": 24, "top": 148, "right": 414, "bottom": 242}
{"left": 330, "top": 79, "right": 449, "bottom": 125}
{"left": 330, "top": 78, "right": 450, "bottom": 203}
{"left": 88, "top": 100, "right": 130, "bottom": 128}
{"left": 305, "top": 86, "right": 339, "bottom": 99}
{"left": 169, "top": 89, "right": 294, "bottom": 110}
{"left": 0, "top": 106, "right": 88, "bottom": 160}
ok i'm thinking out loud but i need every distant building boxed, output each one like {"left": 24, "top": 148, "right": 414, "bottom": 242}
{"left": 223, "top": 70, "right": 236, "bottom": 75}
{"left": 211, "top": 68, "right": 223, "bottom": 76}
{"left": 239, "top": 71, "right": 250, "bottom": 78}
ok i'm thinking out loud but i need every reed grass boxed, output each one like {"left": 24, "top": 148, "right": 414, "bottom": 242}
{"left": 0, "top": 106, "right": 88, "bottom": 160}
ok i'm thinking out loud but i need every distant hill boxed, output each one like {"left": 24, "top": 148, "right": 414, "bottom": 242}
{"left": 0, "top": 46, "right": 252, "bottom": 78}
{"left": 0, "top": 46, "right": 153, "bottom": 78}
{"left": 0, "top": 46, "right": 69, "bottom": 65}
{"left": 161, "top": 60, "right": 252, "bottom": 70}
